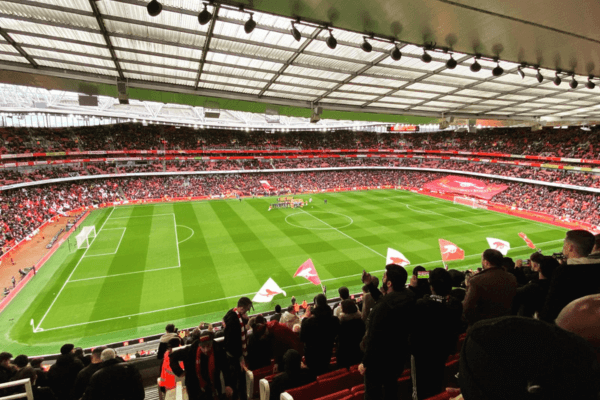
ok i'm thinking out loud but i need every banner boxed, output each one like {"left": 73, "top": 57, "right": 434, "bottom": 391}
{"left": 259, "top": 180, "right": 273, "bottom": 190}
{"left": 293, "top": 259, "right": 321, "bottom": 285}
{"left": 423, "top": 176, "right": 508, "bottom": 200}
{"left": 439, "top": 239, "right": 465, "bottom": 262}
{"left": 519, "top": 232, "right": 536, "bottom": 249}
{"left": 385, "top": 248, "right": 410, "bottom": 266}
{"left": 487, "top": 237, "right": 511, "bottom": 255}
{"left": 252, "top": 278, "right": 286, "bottom": 303}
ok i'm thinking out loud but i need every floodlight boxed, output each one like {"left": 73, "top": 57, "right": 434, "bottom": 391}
{"left": 390, "top": 45, "right": 401, "bottom": 61}
{"left": 361, "top": 37, "right": 372, "bottom": 53}
{"left": 470, "top": 58, "right": 481, "bottom": 72}
{"left": 446, "top": 55, "right": 457, "bottom": 69}
{"left": 586, "top": 76, "right": 595, "bottom": 89}
{"left": 553, "top": 72, "right": 561, "bottom": 86}
{"left": 198, "top": 4, "right": 212, "bottom": 25}
{"left": 570, "top": 76, "right": 578, "bottom": 89}
{"left": 492, "top": 62, "right": 503, "bottom": 77}
{"left": 290, "top": 22, "right": 301, "bottom": 42}
{"left": 421, "top": 50, "right": 432, "bottom": 63}
{"left": 536, "top": 69, "right": 543, "bottom": 83}
{"left": 517, "top": 66, "right": 525, "bottom": 79}
{"left": 147, "top": 0, "right": 162, "bottom": 17}
{"left": 326, "top": 31, "right": 337, "bottom": 49}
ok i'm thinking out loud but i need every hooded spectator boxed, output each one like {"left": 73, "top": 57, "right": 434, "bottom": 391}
{"left": 47, "top": 344, "right": 84, "bottom": 400}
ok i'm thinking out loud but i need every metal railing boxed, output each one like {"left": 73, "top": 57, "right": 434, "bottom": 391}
{"left": 0, "top": 378, "right": 34, "bottom": 400}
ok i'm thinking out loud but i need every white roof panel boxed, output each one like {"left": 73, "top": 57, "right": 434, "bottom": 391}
{"left": 277, "top": 75, "right": 338, "bottom": 89}
{"left": 0, "top": 54, "right": 28, "bottom": 64}
{"left": 368, "top": 66, "right": 425, "bottom": 80}
{"left": 326, "top": 92, "right": 377, "bottom": 100}
{"left": 424, "top": 101, "right": 462, "bottom": 108}
{"left": 263, "top": 92, "right": 313, "bottom": 101}
{"left": 306, "top": 37, "right": 387, "bottom": 64}
{"left": 0, "top": 44, "right": 19, "bottom": 54}
{"left": 205, "top": 63, "right": 275, "bottom": 81}
{"left": 395, "top": 90, "right": 440, "bottom": 99}
{"left": 210, "top": 37, "right": 292, "bottom": 62}
{"left": 198, "top": 82, "right": 259, "bottom": 94}
{"left": 285, "top": 65, "right": 349, "bottom": 81}
{"left": 11, "top": 35, "right": 111, "bottom": 57}
{"left": 26, "top": 48, "right": 116, "bottom": 68}
{"left": 0, "top": 2, "right": 97, "bottom": 30}
{"left": 104, "top": 20, "right": 206, "bottom": 48}
{"left": 455, "top": 89, "right": 499, "bottom": 98}
{"left": 111, "top": 37, "right": 202, "bottom": 59}
{"left": 0, "top": 18, "right": 104, "bottom": 45}
{"left": 268, "top": 84, "right": 323, "bottom": 96}
{"left": 438, "top": 95, "right": 478, "bottom": 103}
{"left": 338, "top": 84, "right": 390, "bottom": 95}
{"left": 120, "top": 62, "right": 196, "bottom": 80}
{"left": 37, "top": 60, "right": 117, "bottom": 76}
{"left": 368, "top": 102, "right": 409, "bottom": 109}
{"left": 423, "top": 75, "right": 477, "bottom": 87}
{"left": 405, "top": 82, "right": 455, "bottom": 93}
{"left": 379, "top": 96, "right": 424, "bottom": 104}
{"left": 350, "top": 76, "right": 403, "bottom": 87}
{"left": 207, "top": 52, "right": 283, "bottom": 72}
{"left": 116, "top": 50, "right": 199, "bottom": 71}
{"left": 294, "top": 53, "right": 363, "bottom": 73}
{"left": 322, "top": 99, "right": 367, "bottom": 106}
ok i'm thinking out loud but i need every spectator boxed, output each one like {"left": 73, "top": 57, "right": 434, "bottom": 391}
{"left": 502, "top": 257, "right": 527, "bottom": 286}
{"left": 10, "top": 355, "right": 30, "bottom": 381}
{"left": 410, "top": 268, "right": 463, "bottom": 400}
{"left": 223, "top": 297, "right": 253, "bottom": 400}
{"left": 512, "top": 256, "right": 559, "bottom": 318}
{"left": 270, "top": 305, "right": 282, "bottom": 323}
{"left": 300, "top": 294, "right": 340, "bottom": 376}
{"left": 459, "top": 316, "right": 600, "bottom": 400}
{"left": 333, "top": 286, "right": 350, "bottom": 318}
{"left": 556, "top": 294, "right": 600, "bottom": 363}
{"left": 268, "top": 349, "right": 315, "bottom": 400}
{"left": 83, "top": 348, "right": 144, "bottom": 400}
{"left": 408, "top": 266, "right": 432, "bottom": 300}
{"left": 280, "top": 305, "right": 300, "bottom": 330}
{"left": 246, "top": 316, "right": 273, "bottom": 371}
{"left": 72, "top": 347, "right": 105, "bottom": 400}
{"left": 361, "top": 276, "right": 379, "bottom": 323}
{"left": 0, "top": 352, "right": 15, "bottom": 396}
{"left": 336, "top": 299, "right": 365, "bottom": 369}
{"left": 359, "top": 265, "right": 415, "bottom": 400}
{"left": 158, "top": 337, "right": 181, "bottom": 393}
{"left": 249, "top": 318, "right": 303, "bottom": 373}
{"left": 47, "top": 344, "right": 84, "bottom": 400}
{"left": 170, "top": 329, "right": 233, "bottom": 400}
{"left": 157, "top": 324, "right": 178, "bottom": 361}
{"left": 463, "top": 249, "right": 517, "bottom": 327}
{"left": 30, "top": 358, "right": 48, "bottom": 388}
{"left": 12, "top": 367, "right": 56, "bottom": 400}
{"left": 541, "top": 230, "right": 600, "bottom": 322}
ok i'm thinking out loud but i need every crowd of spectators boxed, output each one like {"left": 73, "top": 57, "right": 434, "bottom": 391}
{"left": 4, "top": 231, "right": 599, "bottom": 400}
{"left": 1, "top": 124, "right": 600, "bottom": 160}
{"left": 1, "top": 169, "right": 599, "bottom": 250}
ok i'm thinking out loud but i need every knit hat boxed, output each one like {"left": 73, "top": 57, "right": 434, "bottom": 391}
{"left": 459, "top": 316, "right": 600, "bottom": 400}
{"left": 60, "top": 344, "right": 74, "bottom": 355}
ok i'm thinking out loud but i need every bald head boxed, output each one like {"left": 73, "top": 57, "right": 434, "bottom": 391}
{"left": 556, "top": 294, "right": 600, "bottom": 362}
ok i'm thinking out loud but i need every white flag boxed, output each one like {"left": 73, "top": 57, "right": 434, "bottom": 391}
{"left": 386, "top": 248, "right": 410, "bottom": 267}
{"left": 486, "top": 237, "right": 511, "bottom": 256}
{"left": 252, "top": 278, "right": 287, "bottom": 303}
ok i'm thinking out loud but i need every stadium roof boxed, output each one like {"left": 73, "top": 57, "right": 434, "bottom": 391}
{"left": 0, "top": 0, "right": 600, "bottom": 124}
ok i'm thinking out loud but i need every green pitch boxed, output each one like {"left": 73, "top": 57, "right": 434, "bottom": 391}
{"left": 0, "top": 190, "right": 567, "bottom": 355}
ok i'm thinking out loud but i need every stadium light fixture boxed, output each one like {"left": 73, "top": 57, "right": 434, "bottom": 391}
{"left": 244, "top": 14, "right": 256, "bottom": 34}
{"left": 290, "top": 21, "right": 301, "bottom": 42}
{"left": 389, "top": 44, "right": 402, "bottom": 61}
{"left": 553, "top": 72, "right": 561, "bottom": 86}
{"left": 361, "top": 37, "right": 372, "bottom": 53}
{"left": 198, "top": 4, "right": 212, "bottom": 25}
{"left": 421, "top": 50, "right": 432, "bottom": 63}
{"left": 492, "top": 61, "right": 504, "bottom": 77}
{"left": 446, "top": 55, "right": 457, "bottom": 69}
{"left": 326, "top": 30, "right": 337, "bottom": 49}
{"left": 570, "top": 74, "right": 578, "bottom": 89}
{"left": 517, "top": 66, "right": 525, "bottom": 79}
{"left": 147, "top": 0, "right": 162, "bottom": 16}
{"left": 470, "top": 57, "right": 481, "bottom": 73}
{"left": 586, "top": 76, "right": 595, "bottom": 89}
{"left": 536, "top": 69, "right": 544, "bottom": 83}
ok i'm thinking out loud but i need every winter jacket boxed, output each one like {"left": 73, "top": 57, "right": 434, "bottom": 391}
{"left": 336, "top": 312, "right": 366, "bottom": 369}
{"left": 463, "top": 267, "right": 517, "bottom": 326}
{"left": 47, "top": 354, "right": 84, "bottom": 400}
{"left": 83, "top": 359, "right": 144, "bottom": 400}
{"left": 300, "top": 306, "right": 340, "bottom": 375}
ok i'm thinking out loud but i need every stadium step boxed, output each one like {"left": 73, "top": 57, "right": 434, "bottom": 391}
{"left": 144, "top": 385, "right": 160, "bottom": 400}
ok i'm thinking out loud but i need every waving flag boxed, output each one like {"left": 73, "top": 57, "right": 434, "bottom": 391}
{"left": 386, "top": 248, "right": 410, "bottom": 266}
{"left": 487, "top": 237, "right": 511, "bottom": 255}
{"left": 294, "top": 259, "right": 321, "bottom": 285}
{"left": 252, "top": 278, "right": 286, "bottom": 303}
{"left": 259, "top": 180, "right": 273, "bottom": 190}
{"left": 519, "top": 232, "right": 536, "bottom": 249}
{"left": 439, "top": 239, "right": 465, "bottom": 262}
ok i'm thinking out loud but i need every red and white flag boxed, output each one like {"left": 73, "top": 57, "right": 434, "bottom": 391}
{"left": 487, "top": 237, "right": 511, "bottom": 256}
{"left": 439, "top": 239, "right": 465, "bottom": 262}
{"left": 386, "top": 248, "right": 410, "bottom": 266}
{"left": 519, "top": 232, "right": 536, "bottom": 249}
{"left": 252, "top": 278, "right": 286, "bottom": 303}
{"left": 259, "top": 180, "right": 273, "bottom": 190}
{"left": 294, "top": 259, "right": 321, "bottom": 286}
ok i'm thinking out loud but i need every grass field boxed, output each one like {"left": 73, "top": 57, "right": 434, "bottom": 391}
{"left": 0, "top": 189, "right": 568, "bottom": 355}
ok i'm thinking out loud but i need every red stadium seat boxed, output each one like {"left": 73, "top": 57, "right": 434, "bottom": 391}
{"left": 318, "top": 372, "right": 352, "bottom": 394}
{"left": 317, "top": 369, "right": 347, "bottom": 381}
{"left": 351, "top": 391, "right": 364, "bottom": 400}
{"left": 284, "top": 381, "right": 322, "bottom": 400}
{"left": 313, "top": 389, "right": 351, "bottom": 400}
{"left": 424, "top": 391, "right": 452, "bottom": 400}
{"left": 443, "top": 358, "right": 460, "bottom": 389}
{"left": 350, "top": 384, "right": 364, "bottom": 393}
{"left": 397, "top": 375, "right": 413, "bottom": 399}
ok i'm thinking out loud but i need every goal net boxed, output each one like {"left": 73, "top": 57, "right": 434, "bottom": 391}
{"left": 453, "top": 196, "right": 486, "bottom": 209}
{"left": 76, "top": 226, "right": 96, "bottom": 249}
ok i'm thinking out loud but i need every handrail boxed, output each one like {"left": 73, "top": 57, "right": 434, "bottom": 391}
{"left": 0, "top": 378, "right": 34, "bottom": 400}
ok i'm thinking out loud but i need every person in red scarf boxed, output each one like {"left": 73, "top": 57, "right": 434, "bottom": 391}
{"left": 170, "top": 329, "right": 233, "bottom": 400}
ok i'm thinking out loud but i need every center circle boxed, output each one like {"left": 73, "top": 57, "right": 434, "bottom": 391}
{"left": 285, "top": 211, "right": 354, "bottom": 230}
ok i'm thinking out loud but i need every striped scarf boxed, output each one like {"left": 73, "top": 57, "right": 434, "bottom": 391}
{"left": 234, "top": 307, "right": 248, "bottom": 357}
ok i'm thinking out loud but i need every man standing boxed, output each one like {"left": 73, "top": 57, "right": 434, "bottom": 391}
{"left": 83, "top": 349, "right": 144, "bottom": 400}
{"left": 47, "top": 344, "right": 84, "bottom": 400}
{"left": 72, "top": 347, "right": 105, "bottom": 400}
{"left": 157, "top": 324, "right": 179, "bottom": 361}
{"left": 541, "top": 230, "right": 600, "bottom": 322}
{"left": 359, "top": 264, "right": 416, "bottom": 400}
{"left": 223, "top": 297, "right": 253, "bottom": 400}
{"left": 463, "top": 249, "right": 517, "bottom": 327}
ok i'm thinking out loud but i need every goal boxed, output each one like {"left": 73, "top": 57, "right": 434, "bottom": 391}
{"left": 453, "top": 196, "right": 486, "bottom": 209}
{"left": 75, "top": 226, "right": 96, "bottom": 249}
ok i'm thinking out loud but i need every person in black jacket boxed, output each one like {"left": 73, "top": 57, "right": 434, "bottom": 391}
{"left": 157, "top": 324, "right": 179, "bottom": 361}
{"left": 0, "top": 352, "right": 15, "bottom": 397}
{"left": 223, "top": 297, "right": 253, "bottom": 400}
{"left": 47, "top": 344, "right": 84, "bottom": 400}
{"left": 83, "top": 348, "right": 144, "bottom": 400}
{"left": 269, "top": 349, "right": 315, "bottom": 400}
{"left": 336, "top": 299, "right": 365, "bottom": 369}
{"left": 410, "top": 268, "right": 463, "bottom": 400}
{"left": 71, "top": 347, "right": 105, "bottom": 400}
{"left": 300, "top": 294, "right": 340, "bottom": 376}
{"left": 512, "top": 256, "right": 558, "bottom": 318}
{"left": 170, "top": 329, "right": 233, "bottom": 400}
{"left": 359, "top": 264, "right": 416, "bottom": 400}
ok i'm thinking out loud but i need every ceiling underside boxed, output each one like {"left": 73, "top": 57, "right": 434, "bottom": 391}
{"left": 0, "top": 0, "right": 599, "bottom": 123}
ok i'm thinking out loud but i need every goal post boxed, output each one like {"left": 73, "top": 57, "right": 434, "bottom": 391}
{"left": 75, "top": 226, "right": 96, "bottom": 249}
{"left": 453, "top": 196, "right": 487, "bottom": 210}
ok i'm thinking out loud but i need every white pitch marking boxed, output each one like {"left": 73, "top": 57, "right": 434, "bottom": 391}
{"left": 299, "top": 209, "right": 385, "bottom": 259}
{"left": 34, "top": 237, "right": 566, "bottom": 333}
{"left": 173, "top": 214, "right": 181, "bottom": 268}
{"left": 403, "top": 203, "right": 484, "bottom": 227}
{"left": 107, "top": 213, "right": 175, "bottom": 220}
{"left": 35, "top": 207, "right": 116, "bottom": 331}
{"left": 68, "top": 265, "right": 181, "bottom": 283}
{"left": 177, "top": 225, "right": 195, "bottom": 244}
{"left": 83, "top": 227, "right": 126, "bottom": 258}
